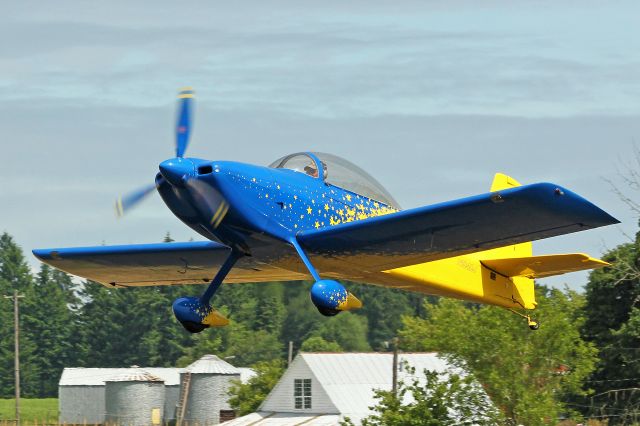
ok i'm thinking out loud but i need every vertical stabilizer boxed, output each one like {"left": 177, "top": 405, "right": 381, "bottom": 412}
{"left": 488, "top": 173, "right": 531, "bottom": 256}
{"left": 486, "top": 173, "right": 534, "bottom": 308}
{"left": 490, "top": 172, "right": 522, "bottom": 192}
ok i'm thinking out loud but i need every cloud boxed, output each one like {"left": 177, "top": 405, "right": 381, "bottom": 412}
{"left": 2, "top": 1, "right": 640, "bottom": 117}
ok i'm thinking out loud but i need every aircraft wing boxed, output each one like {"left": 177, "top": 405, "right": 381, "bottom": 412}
{"left": 297, "top": 183, "right": 619, "bottom": 274}
{"left": 33, "top": 241, "right": 306, "bottom": 287}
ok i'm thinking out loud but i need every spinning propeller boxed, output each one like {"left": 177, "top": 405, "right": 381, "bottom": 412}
{"left": 115, "top": 88, "right": 196, "bottom": 217}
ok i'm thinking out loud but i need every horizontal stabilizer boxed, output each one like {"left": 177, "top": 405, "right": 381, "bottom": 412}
{"left": 481, "top": 253, "right": 609, "bottom": 279}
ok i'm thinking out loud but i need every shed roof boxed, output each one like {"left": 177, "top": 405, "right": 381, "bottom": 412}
{"left": 183, "top": 354, "right": 240, "bottom": 375}
{"left": 59, "top": 367, "right": 181, "bottom": 386}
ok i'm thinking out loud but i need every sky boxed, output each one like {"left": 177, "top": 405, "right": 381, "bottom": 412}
{"left": 2, "top": 1, "right": 640, "bottom": 291}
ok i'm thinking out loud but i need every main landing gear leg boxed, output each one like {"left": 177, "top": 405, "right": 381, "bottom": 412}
{"left": 508, "top": 309, "right": 540, "bottom": 330}
{"left": 290, "top": 239, "right": 362, "bottom": 316}
{"left": 173, "top": 249, "right": 243, "bottom": 333}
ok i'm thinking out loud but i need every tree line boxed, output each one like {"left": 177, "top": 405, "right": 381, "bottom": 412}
{"left": 1, "top": 228, "right": 639, "bottom": 424}
{"left": 0, "top": 232, "right": 425, "bottom": 396}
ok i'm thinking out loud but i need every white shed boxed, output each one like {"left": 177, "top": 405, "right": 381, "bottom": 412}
{"left": 221, "top": 352, "right": 463, "bottom": 425}
{"left": 59, "top": 359, "right": 255, "bottom": 425}
{"left": 59, "top": 367, "right": 181, "bottom": 424}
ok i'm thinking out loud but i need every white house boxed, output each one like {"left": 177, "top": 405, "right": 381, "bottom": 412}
{"left": 221, "top": 352, "right": 463, "bottom": 425}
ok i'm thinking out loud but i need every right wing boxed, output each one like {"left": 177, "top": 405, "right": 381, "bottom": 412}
{"left": 33, "top": 241, "right": 306, "bottom": 287}
{"left": 297, "top": 183, "right": 618, "bottom": 274}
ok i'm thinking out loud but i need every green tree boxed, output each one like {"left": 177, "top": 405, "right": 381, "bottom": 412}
{"left": 309, "top": 312, "right": 371, "bottom": 351}
{"left": 21, "top": 265, "right": 78, "bottom": 396}
{"left": 0, "top": 232, "right": 38, "bottom": 398}
{"left": 300, "top": 336, "right": 343, "bottom": 352}
{"left": 581, "top": 241, "right": 640, "bottom": 423}
{"left": 342, "top": 367, "right": 503, "bottom": 426}
{"left": 280, "top": 282, "right": 322, "bottom": 349}
{"left": 177, "top": 320, "right": 284, "bottom": 368}
{"left": 228, "top": 359, "right": 285, "bottom": 415}
{"left": 222, "top": 322, "right": 284, "bottom": 366}
{"left": 350, "top": 283, "right": 428, "bottom": 350}
{"left": 78, "top": 283, "right": 193, "bottom": 367}
{"left": 253, "top": 284, "right": 286, "bottom": 335}
{"left": 0, "top": 233, "right": 32, "bottom": 290}
{"left": 399, "top": 288, "right": 597, "bottom": 426}
{"left": 176, "top": 330, "right": 224, "bottom": 367}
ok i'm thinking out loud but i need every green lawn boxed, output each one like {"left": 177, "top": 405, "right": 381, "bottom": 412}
{"left": 0, "top": 399, "right": 57, "bottom": 423}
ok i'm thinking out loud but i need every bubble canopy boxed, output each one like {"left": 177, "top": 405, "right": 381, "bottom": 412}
{"left": 268, "top": 152, "right": 400, "bottom": 209}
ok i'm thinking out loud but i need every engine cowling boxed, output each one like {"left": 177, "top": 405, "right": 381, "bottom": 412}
{"left": 310, "top": 280, "right": 362, "bottom": 317}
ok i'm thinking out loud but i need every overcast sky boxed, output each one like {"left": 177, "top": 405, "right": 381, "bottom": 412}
{"left": 2, "top": 1, "right": 639, "bottom": 290}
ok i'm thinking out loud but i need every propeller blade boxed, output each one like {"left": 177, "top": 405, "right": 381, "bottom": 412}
{"left": 115, "top": 182, "right": 158, "bottom": 217}
{"left": 176, "top": 87, "right": 195, "bottom": 158}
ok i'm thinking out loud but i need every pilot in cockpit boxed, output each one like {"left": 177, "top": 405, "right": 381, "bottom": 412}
{"left": 304, "top": 161, "right": 328, "bottom": 179}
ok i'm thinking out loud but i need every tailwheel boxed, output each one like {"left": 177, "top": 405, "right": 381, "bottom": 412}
{"left": 508, "top": 308, "right": 540, "bottom": 331}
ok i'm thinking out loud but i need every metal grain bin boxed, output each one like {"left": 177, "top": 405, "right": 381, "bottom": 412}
{"left": 178, "top": 355, "right": 241, "bottom": 426}
{"left": 105, "top": 370, "right": 165, "bottom": 426}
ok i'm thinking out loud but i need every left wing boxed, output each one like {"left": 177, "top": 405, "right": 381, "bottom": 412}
{"left": 297, "top": 182, "right": 618, "bottom": 274}
{"left": 33, "top": 241, "right": 305, "bottom": 287}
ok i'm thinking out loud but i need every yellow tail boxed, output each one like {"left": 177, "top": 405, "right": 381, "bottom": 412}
{"left": 382, "top": 173, "right": 608, "bottom": 311}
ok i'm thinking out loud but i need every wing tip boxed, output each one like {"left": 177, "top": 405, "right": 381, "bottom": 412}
{"left": 533, "top": 182, "right": 620, "bottom": 228}
{"left": 32, "top": 249, "right": 50, "bottom": 261}
{"left": 585, "top": 256, "right": 611, "bottom": 268}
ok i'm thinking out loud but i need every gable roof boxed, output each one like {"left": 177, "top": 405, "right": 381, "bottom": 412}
{"left": 59, "top": 367, "right": 181, "bottom": 386}
{"left": 302, "top": 352, "right": 452, "bottom": 416}
{"left": 59, "top": 354, "right": 254, "bottom": 387}
{"left": 259, "top": 352, "right": 454, "bottom": 420}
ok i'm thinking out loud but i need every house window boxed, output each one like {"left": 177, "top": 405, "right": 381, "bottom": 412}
{"left": 294, "top": 378, "right": 312, "bottom": 409}
{"left": 219, "top": 410, "right": 236, "bottom": 422}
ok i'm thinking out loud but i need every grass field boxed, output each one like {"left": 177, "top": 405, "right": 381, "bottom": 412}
{"left": 0, "top": 399, "right": 57, "bottom": 424}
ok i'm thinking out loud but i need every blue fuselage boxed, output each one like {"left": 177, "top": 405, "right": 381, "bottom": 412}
{"left": 157, "top": 159, "right": 397, "bottom": 253}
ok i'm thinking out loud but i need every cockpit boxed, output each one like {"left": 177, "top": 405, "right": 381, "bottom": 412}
{"left": 268, "top": 152, "right": 400, "bottom": 209}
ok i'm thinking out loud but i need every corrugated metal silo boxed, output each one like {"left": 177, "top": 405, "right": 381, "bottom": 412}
{"left": 177, "top": 354, "right": 241, "bottom": 426}
{"left": 105, "top": 370, "right": 166, "bottom": 426}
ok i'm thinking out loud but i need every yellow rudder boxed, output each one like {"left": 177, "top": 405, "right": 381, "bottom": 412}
{"left": 490, "top": 172, "right": 522, "bottom": 192}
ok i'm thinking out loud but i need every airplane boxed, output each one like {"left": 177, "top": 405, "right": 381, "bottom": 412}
{"left": 33, "top": 88, "right": 619, "bottom": 333}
